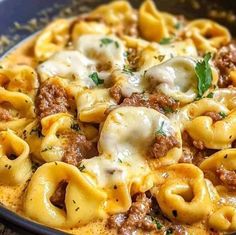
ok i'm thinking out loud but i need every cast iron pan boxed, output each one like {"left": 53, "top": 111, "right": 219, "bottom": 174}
{"left": 0, "top": 0, "right": 236, "bottom": 234}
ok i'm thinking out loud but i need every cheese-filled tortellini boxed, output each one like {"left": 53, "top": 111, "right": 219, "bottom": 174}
{"left": 35, "top": 19, "right": 71, "bottom": 61}
{"left": 0, "top": 130, "right": 32, "bottom": 185}
{"left": 185, "top": 19, "right": 231, "bottom": 53}
{"left": 152, "top": 164, "right": 212, "bottom": 224}
{"left": 76, "top": 88, "right": 116, "bottom": 123}
{"left": 0, "top": 88, "right": 35, "bottom": 131}
{"left": 144, "top": 56, "right": 198, "bottom": 103}
{"left": 0, "top": 65, "right": 39, "bottom": 99}
{"left": 24, "top": 162, "right": 106, "bottom": 228}
{"left": 138, "top": 0, "right": 168, "bottom": 42}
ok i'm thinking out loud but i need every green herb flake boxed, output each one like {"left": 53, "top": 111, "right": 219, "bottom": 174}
{"left": 89, "top": 72, "right": 104, "bottom": 86}
{"left": 195, "top": 52, "right": 213, "bottom": 98}
{"left": 163, "top": 107, "right": 174, "bottom": 113}
{"left": 118, "top": 158, "right": 123, "bottom": 163}
{"left": 151, "top": 216, "right": 163, "bottom": 230}
{"left": 156, "top": 121, "right": 166, "bottom": 136}
{"left": 219, "top": 111, "right": 227, "bottom": 118}
{"left": 100, "top": 38, "right": 119, "bottom": 48}
{"left": 206, "top": 92, "right": 214, "bottom": 98}
{"left": 0, "top": 65, "right": 3, "bottom": 69}
{"left": 122, "top": 65, "right": 134, "bottom": 76}
{"left": 166, "top": 228, "right": 174, "bottom": 235}
{"left": 71, "top": 122, "right": 80, "bottom": 132}
{"left": 159, "top": 37, "right": 172, "bottom": 45}
{"left": 78, "top": 164, "right": 86, "bottom": 172}
{"left": 174, "top": 22, "right": 181, "bottom": 29}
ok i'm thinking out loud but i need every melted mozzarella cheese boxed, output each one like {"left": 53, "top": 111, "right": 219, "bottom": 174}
{"left": 145, "top": 56, "right": 198, "bottom": 103}
{"left": 75, "top": 34, "right": 126, "bottom": 69}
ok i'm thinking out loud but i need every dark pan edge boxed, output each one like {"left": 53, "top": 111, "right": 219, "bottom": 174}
{"left": 0, "top": 205, "right": 67, "bottom": 235}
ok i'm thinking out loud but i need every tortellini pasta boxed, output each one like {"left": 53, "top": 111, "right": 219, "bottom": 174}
{"left": 34, "top": 19, "right": 71, "bottom": 61}
{"left": 0, "top": 130, "right": 32, "bottom": 185}
{"left": 184, "top": 19, "right": 231, "bottom": 53}
{"left": 24, "top": 162, "right": 106, "bottom": 228}
{"left": 152, "top": 164, "right": 212, "bottom": 224}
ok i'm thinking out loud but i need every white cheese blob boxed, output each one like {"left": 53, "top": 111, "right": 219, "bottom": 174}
{"left": 75, "top": 34, "right": 126, "bottom": 69}
{"left": 145, "top": 56, "right": 198, "bottom": 103}
{"left": 38, "top": 50, "right": 96, "bottom": 88}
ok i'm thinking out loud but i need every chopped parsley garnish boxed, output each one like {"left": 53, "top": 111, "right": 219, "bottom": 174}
{"left": 174, "top": 22, "right": 181, "bottom": 29}
{"left": 206, "top": 92, "right": 214, "bottom": 98}
{"left": 156, "top": 121, "right": 166, "bottom": 136}
{"left": 71, "top": 122, "right": 80, "bottom": 131}
{"left": 166, "top": 228, "right": 174, "bottom": 235}
{"left": 159, "top": 37, "right": 172, "bottom": 45}
{"left": 78, "top": 164, "right": 86, "bottom": 172}
{"left": 163, "top": 107, "right": 174, "bottom": 113}
{"left": 118, "top": 158, "right": 123, "bottom": 163}
{"left": 195, "top": 53, "right": 213, "bottom": 98}
{"left": 122, "top": 65, "right": 134, "bottom": 76}
{"left": 100, "top": 38, "right": 119, "bottom": 48}
{"left": 89, "top": 72, "right": 104, "bottom": 85}
{"left": 219, "top": 111, "right": 227, "bottom": 118}
{"left": 151, "top": 216, "right": 163, "bottom": 230}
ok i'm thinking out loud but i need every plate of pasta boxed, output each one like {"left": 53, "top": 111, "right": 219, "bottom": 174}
{"left": 0, "top": 0, "right": 236, "bottom": 234}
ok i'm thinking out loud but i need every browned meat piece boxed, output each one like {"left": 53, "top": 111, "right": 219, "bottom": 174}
{"left": 109, "top": 85, "right": 123, "bottom": 104}
{"left": 203, "top": 112, "right": 223, "bottom": 122}
{"left": 107, "top": 214, "right": 127, "bottom": 229}
{"left": 216, "top": 166, "right": 236, "bottom": 190}
{"left": 50, "top": 180, "right": 68, "bottom": 209}
{"left": 149, "top": 135, "right": 180, "bottom": 159}
{"left": 193, "top": 139, "right": 205, "bottom": 150}
{"left": 0, "top": 106, "right": 12, "bottom": 121}
{"left": 62, "top": 131, "right": 98, "bottom": 166}
{"left": 107, "top": 193, "right": 155, "bottom": 235}
{"left": 127, "top": 48, "right": 139, "bottom": 70}
{"left": 121, "top": 93, "right": 179, "bottom": 114}
{"left": 214, "top": 42, "right": 236, "bottom": 88}
{"left": 36, "top": 81, "right": 69, "bottom": 119}
{"left": 179, "top": 147, "right": 193, "bottom": 163}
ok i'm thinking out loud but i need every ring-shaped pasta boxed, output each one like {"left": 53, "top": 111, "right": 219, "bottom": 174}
{"left": 34, "top": 19, "right": 71, "bottom": 62}
{"left": 185, "top": 109, "right": 236, "bottom": 149}
{"left": 170, "top": 98, "right": 229, "bottom": 131}
{"left": 40, "top": 113, "right": 76, "bottom": 162}
{"left": 213, "top": 88, "right": 236, "bottom": 110}
{"left": 0, "top": 88, "right": 35, "bottom": 131}
{"left": 0, "top": 130, "right": 32, "bottom": 185}
{"left": 153, "top": 164, "right": 212, "bottom": 224}
{"left": 184, "top": 19, "right": 231, "bottom": 53}
{"left": 0, "top": 65, "right": 39, "bottom": 99}
{"left": 200, "top": 149, "right": 236, "bottom": 185}
{"left": 24, "top": 162, "right": 107, "bottom": 228}
{"left": 208, "top": 206, "right": 236, "bottom": 232}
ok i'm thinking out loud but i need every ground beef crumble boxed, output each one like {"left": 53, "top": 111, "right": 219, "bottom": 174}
{"left": 214, "top": 42, "right": 236, "bottom": 88}
{"left": 149, "top": 134, "right": 180, "bottom": 159}
{"left": 203, "top": 112, "right": 223, "bottom": 122}
{"left": 36, "top": 81, "right": 69, "bottom": 119}
{"left": 61, "top": 131, "right": 98, "bottom": 166}
{"left": 0, "top": 106, "right": 12, "bottom": 121}
{"left": 216, "top": 166, "right": 236, "bottom": 191}
{"left": 107, "top": 193, "right": 155, "bottom": 235}
{"left": 50, "top": 180, "right": 68, "bottom": 209}
{"left": 120, "top": 92, "right": 179, "bottom": 114}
